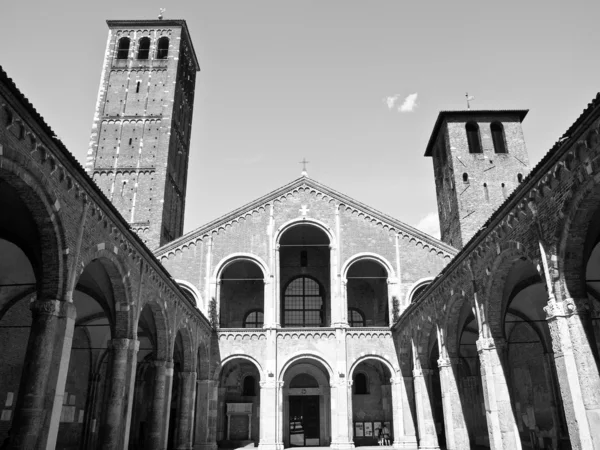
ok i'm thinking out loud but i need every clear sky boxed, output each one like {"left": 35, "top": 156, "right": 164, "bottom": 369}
{"left": 3, "top": 1, "right": 599, "bottom": 239}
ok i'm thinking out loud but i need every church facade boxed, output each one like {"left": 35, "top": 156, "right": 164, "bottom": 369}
{"left": 0, "top": 17, "right": 599, "bottom": 450}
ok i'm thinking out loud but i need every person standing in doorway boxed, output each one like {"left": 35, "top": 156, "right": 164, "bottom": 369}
{"left": 381, "top": 424, "right": 390, "bottom": 446}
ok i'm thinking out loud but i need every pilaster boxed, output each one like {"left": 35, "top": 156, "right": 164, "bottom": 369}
{"left": 258, "top": 380, "right": 284, "bottom": 450}
{"left": 390, "top": 376, "right": 417, "bottom": 449}
{"left": 329, "top": 378, "right": 354, "bottom": 450}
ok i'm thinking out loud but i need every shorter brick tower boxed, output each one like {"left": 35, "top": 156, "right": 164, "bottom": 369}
{"left": 87, "top": 19, "right": 199, "bottom": 249}
{"left": 425, "top": 110, "right": 529, "bottom": 249}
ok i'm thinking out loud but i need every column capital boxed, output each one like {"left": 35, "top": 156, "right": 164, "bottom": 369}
{"left": 413, "top": 368, "right": 433, "bottom": 377}
{"left": 544, "top": 297, "right": 588, "bottom": 320}
{"left": 109, "top": 338, "right": 139, "bottom": 351}
{"left": 30, "top": 299, "right": 76, "bottom": 319}
{"left": 437, "top": 357, "right": 451, "bottom": 368}
{"left": 152, "top": 359, "right": 169, "bottom": 368}
{"left": 476, "top": 336, "right": 506, "bottom": 353}
{"left": 390, "top": 376, "right": 403, "bottom": 385}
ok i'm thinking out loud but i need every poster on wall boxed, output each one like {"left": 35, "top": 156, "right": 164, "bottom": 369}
{"left": 364, "top": 422, "right": 373, "bottom": 437}
{"left": 373, "top": 421, "right": 382, "bottom": 437}
{"left": 355, "top": 422, "right": 364, "bottom": 437}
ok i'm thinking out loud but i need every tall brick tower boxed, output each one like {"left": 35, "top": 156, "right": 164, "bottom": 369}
{"left": 424, "top": 110, "right": 529, "bottom": 249}
{"left": 86, "top": 19, "right": 199, "bottom": 249}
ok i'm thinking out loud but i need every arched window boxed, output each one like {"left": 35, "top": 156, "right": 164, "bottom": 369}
{"left": 483, "top": 183, "right": 489, "bottom": 202}
{"left": 354, "top": 373, "right": 368, "bottom": 395}
{"left": 242, "top": 376, "right": 256, "bottom": 396}
{"left": 283, "top": 276, "right": 324, "bottom": 327}
{"left": 410, "top": 281, "right": 432, "bottom": 303}
{"left": 466, "top": 122, "right": 482, "bottom": 154}
{"left": 116, "top": 37, "right": 131, "bottom": 59}
{"left": 501, "top": 182, "right": 507, "bottom": 199}
{"left": 157, "top": 37, "right": 169, "bottom": 59}
{"left": 462, "top": 173, "right": 469, "bottom": 183}
{"left": 491, "top": 122, "right": 507, "bottom": 153}
{"left": 244, "top": 310, "right": 264, "bottom": 328}
{"left": 517, "top": 173, "right": 523, "bottom": 183}
{"left": 137, "top": 37, "right": 151, "bottom": 60}
{"left": 348, "top": 308, "right": 365, "bottom": 327}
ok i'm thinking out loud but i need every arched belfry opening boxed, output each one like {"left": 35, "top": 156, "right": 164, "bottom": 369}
{"left": 346, "top": 260, "right": 389, "bottom": 326}
{"left": 219, "top": 260, "right": 265, "bottom": 328}
{"left": 282, "top": 359, "right": 331, "bottom": 447}
{"left": 279, "top": 225, "right": 330, "bottom": 327}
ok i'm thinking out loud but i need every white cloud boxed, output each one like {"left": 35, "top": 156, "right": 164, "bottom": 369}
{"left": 415, "top": 211, "right": 440, "bottom": 239}
{"left": 385, "top": 95, "right": 400, "bottom": 109}
{"left": 398, "top": 92, "right": 418, "bottom": 112}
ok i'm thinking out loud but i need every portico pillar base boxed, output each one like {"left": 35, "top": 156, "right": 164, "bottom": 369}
{"left": 393, "top": 436, "right": 418, "bottom": 448}
{"left": 193, "top": 443, "right": 218, "bottom": 450}
{"left": 257, "top": 442, "right": 284, "bottom": 450}
{"left": 330, "top": 441, "right": 355, "bottom": 450}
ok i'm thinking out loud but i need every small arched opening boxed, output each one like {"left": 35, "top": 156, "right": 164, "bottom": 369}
{"left": 219, "top": 260, "right": 265, "bottom": 328}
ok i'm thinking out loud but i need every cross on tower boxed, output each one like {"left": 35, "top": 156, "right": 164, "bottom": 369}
{"left": 299, "top": 158, "right": 309, "bottom": 177}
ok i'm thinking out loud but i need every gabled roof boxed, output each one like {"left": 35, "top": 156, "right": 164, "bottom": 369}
{"left": 154, "top": 176, "right": 458, "bottom": 256}
{"left": 424, "top": 109, "right": 528, "bottom": 156}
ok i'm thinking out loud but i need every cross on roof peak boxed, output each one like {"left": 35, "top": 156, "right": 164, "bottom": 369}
{"left": 299, "top": 158, "right": 309, "bottom": 177}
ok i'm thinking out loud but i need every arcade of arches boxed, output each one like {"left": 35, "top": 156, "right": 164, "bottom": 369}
{"left": 3, "top": 39, "right": 600, "bottom": 450}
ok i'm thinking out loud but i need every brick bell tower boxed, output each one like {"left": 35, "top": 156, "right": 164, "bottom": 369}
{"left": 424, "top": 110, "right": 530, "bottom": 249}
{"left": 86, "top": 19, "right": 199, "bottom": 249}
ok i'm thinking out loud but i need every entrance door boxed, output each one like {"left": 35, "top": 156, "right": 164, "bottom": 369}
{"left": 289, "top": 396, "right": 320, "bottom": 446}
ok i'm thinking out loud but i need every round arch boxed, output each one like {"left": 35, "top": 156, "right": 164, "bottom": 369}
{"left": 484, "top": 245, "right": 540, "bottom": 339}
{"left": 341, "top": 252, "right": 396, "bottom": 280}
{"left": 348, "top": 354, "right": 398, "bottom": 379}
{"left": 405, "top": 277, "right": 435, "bottom": 304}
{"left": 278, "top": 351, "right": 335, "bottom": 382}
{"left": 136, "top": 299, "right": 170, "bottom": 361}
{"left": 216, "top": 354, "right": 265, "bottom": 381}
{"left": 173, "top": 327, "right": 196, "bottom": 372}
{"left": 0, "top": 156, "right": 67, "bottom": 300}
{"left": 212, "top": 252, "right": 271, "bottom": 281}
{"left": 176, "top": 279, "right": 204, "bottom": 312}
{"left": 558, "top": 175, "right": 600, "bottom": 299}
{"left": 76, "top": 248, "right": 135, "bottom": 338}
{"left": 275, "top": 217, "right": 336, "bottom": 247}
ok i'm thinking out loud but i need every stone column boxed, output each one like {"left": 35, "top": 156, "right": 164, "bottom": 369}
{"left": 437, "top": 357, "right": 469, "bottom": 450}
{"left": 274, "top": 245, "right": 281, "bottom": 327}
{"left": 545, "top": 297, "right": 600, "bottom": 449}
{"left": 148, "top": 359, "right": 169, "bottom": 450}
{"left": 476, "top": 337, "right": 520, "bottom": 450}
{"left": 99, "top": 338, "right": 139, "bottom": 450}
{"left": 176, "top": 371, "right": 198, "bottom": 449}
{"left": 413, "top": 368, "right": 439, "bottom": 449}
{"left": 161, "top": 361, "right": 175, "bottom": 449}
{"left": 9, "top": 299, "right": 76, "bottom": 450}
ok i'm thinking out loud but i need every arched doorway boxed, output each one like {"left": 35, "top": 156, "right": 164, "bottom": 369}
{"left": 282, "top": 359, "right": 331, "bottom": 447}
{"left": 346, "top": 260, "right": 389, "bottom": 326}
{"left": 279, "top": 224, "right": 330, "bottom": 327}
{"left": 219, "top": 260, "right": 265, "bottom": 328}
{"left": 217, "top": 358, "right": 261, "bottom": 447}
{"left": 350, "top": 359, "right": 393, "bottom": 446}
